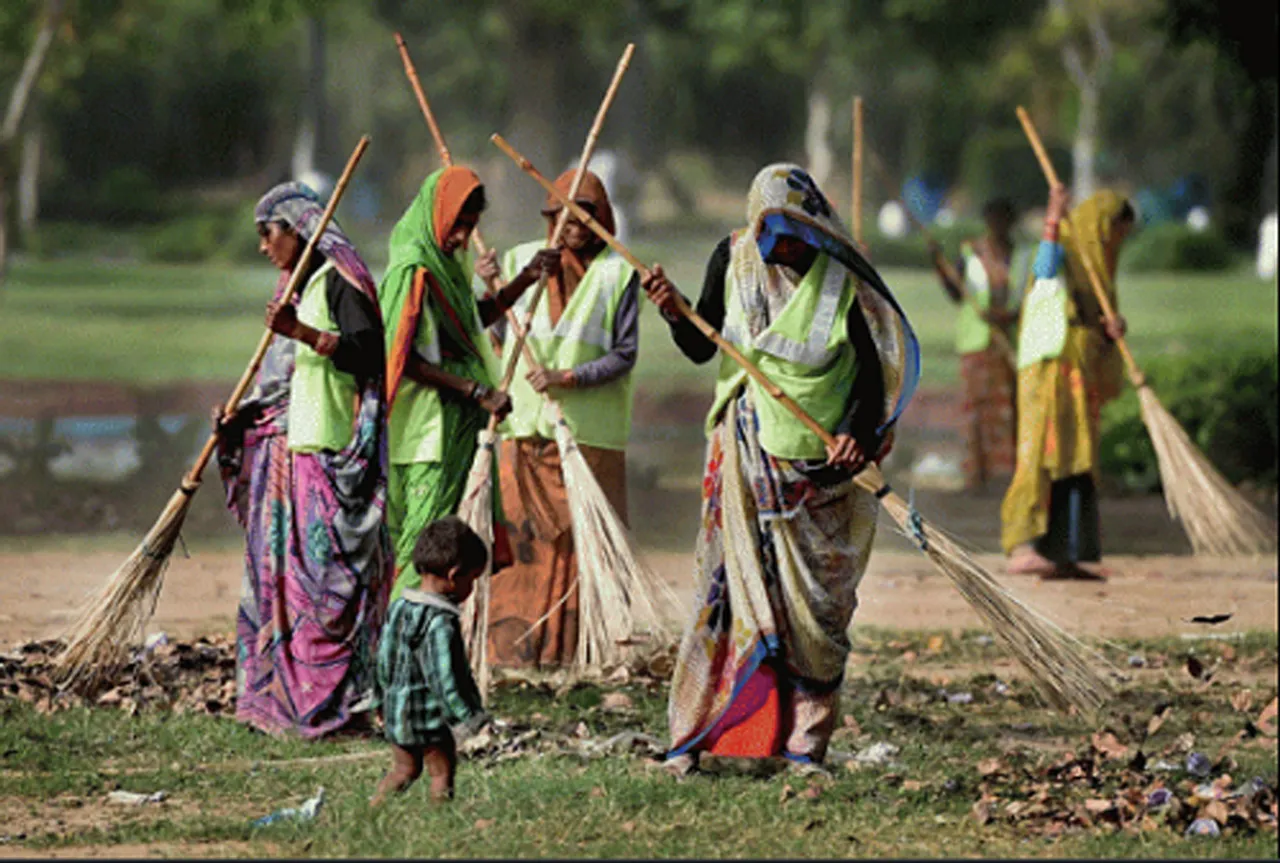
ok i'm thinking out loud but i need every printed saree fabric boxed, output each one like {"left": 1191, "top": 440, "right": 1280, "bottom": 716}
{"left": 218, "top": 182, "right": 390, "bottom": 738}
{"left": 667, "top": 165, "right": 919, "bottom": 762}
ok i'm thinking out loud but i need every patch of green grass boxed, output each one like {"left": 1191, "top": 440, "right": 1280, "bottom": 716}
{"left": 1, "top": 253, "right": 1274, "bottom": 391}
{"left": 2, "top": 632, "right": 1276, "bottom": 857}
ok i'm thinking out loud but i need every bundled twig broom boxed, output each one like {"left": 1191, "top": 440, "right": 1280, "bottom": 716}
{"left": 53, "top": 137, "right": 372, "bottom": 690}
{"left": 493, "top": 133, "right": 1118, "bottom": 715}
{"left": 1016, "top": 106, "right": 1276, "bottom": 558}
{"left": 451, "top": 44, "right": 659, "bottom": 698}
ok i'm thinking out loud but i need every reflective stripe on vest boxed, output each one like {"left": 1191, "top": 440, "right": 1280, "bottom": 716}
{"left": 709, "top": 249, "right": 858, "bottom": 461}
{"left": 500, "top": 244, "right": 634, "bottom": 450}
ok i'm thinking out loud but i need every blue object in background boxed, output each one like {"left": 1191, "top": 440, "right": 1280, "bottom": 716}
{"left": 901, "top": 175, "right": 945, "bottom": 227}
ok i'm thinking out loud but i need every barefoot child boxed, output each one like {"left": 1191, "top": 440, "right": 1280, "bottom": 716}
{"left": 372, "top": 516, "right": 491, "bottom": 804}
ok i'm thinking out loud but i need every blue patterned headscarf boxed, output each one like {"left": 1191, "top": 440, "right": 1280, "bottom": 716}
{"left": 254, "top": 181, "right": 378, "bottom": 304}
{"left": 731, "top": 163, "right": 921, "bottom": 433}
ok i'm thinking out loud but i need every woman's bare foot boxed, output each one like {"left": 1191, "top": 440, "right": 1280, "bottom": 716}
{"left": 1007, "top": 546, "right": 1057, "bottom": 576}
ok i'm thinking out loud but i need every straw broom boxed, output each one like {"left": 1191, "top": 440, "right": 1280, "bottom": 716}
{"left": 865, "top": 146, "right": 1017, "bottom": 370}
{"left": 1016, "top": 106, "right": 1276, "bottom": 558}
{"left": 451, "top": 45, "right": 638, "bottom": 697}
{"left": 53, "top": 137, "right": 373, "bottom": 690}
{"left": 395, "top": 37, "right": 672, "bottom": 675}
{"left": 494, "top": 133, "right": 1118, "bottom": 715}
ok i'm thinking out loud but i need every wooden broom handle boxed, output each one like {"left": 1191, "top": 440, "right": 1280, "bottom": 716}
{"left": 187, "top": 136, "right": 371, "bottom": 487}
{"left": 851, "top": 96, "right": 864, "bottom": 246}
{"left": 393, "top": 32, "right": 518, "bottom": 287}
{"left": 1015, "top": 106, "right": 1146, "bottom": 386}
{"left": 485, "top": 42, "right": 635, "bottom": 435}
{"left": 867, "top": 148, "right": 1017, "bottom": 367}
{"left": 492, "top": 133, "right": 895, "bottom": 494}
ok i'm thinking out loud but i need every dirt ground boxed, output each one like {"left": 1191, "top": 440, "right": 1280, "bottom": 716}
{"left": 3, "top": 544, "right": 1275, "bottom": 649}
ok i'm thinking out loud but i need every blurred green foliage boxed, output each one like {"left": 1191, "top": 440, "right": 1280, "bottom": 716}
{"left": 1100, "top": 347, "right": 1279, "bottom": 490}
{"left": 1121, "top": 222, "right": 1237, "bottom": 273}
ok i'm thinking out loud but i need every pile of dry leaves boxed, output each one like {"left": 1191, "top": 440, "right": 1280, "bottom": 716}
{"left": 0, "top": 636, "right": 236, "bottom": 717}
{"left": 972, "top": 699, "right": 1279, "bottom": 839}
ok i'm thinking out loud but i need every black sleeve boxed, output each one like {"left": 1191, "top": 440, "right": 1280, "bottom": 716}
{"left": 325, "top": 268, "right": 384, "bottom": 381}
{"left": 666, "top": 235, "right": 730, "bottom": 365}
{"left": 833, "top": 297, "right": 887, "bottom": 455}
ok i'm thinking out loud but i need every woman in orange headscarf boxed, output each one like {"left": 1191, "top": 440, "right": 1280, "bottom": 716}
{"left": 378, "top": 166, "right": 558, "bottom": 604}
{"left": 481, "top": 169, "right": 642, "bottom": 668}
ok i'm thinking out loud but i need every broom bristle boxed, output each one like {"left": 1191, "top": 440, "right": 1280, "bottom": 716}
{"left": 555, "top": 420, "right": 679, "bottom": 672}
{"left": 879, "top": 492, "right": 1116, "bottom": 715}
{"left": 1137, "top": 386, "right": 1276, "bottom": 557}
{"left": 52, "top": 486, "right": 194, "bottom": 691}
{"left": 457, "top": 429, "right": 497, "bottom": 702}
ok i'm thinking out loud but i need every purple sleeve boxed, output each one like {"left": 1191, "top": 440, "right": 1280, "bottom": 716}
{"left": 569, "top": 272, "right": 639, "bottom": 387}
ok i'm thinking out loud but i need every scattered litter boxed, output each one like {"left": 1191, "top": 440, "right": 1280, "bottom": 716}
{"left": 1185, "top": 818, "right": 1221, "bottom": 838}
{"left": 144, "top": 632, "right": 169, "bottom": 651}
{"left": 1146, "top": 788, "right": 1173, "bottom": 809}
{"left": 252, "top": 787, "right": 325, "bottom": 827}
{"left": 1185, "top": 752, "right": 1212, "bottom": 778}
{"left": 993, "top": 681, "right": 1012, "bottom": 697}
{"left": 1127, "top": 654, "right": 1146, "bottom": 668}
{"left": 107, "top": 790, "right": 167, "bottom": 806}
{"left": 852, "top": 742, "right": 901, "bottom": 768}
{"left": 1151, "top": 759, "right": 1179, "bottom": 773}
{"left": 973, "top": 635, "right": 994, "bottom": 647}
{"left": 945, "top": 691, "right": 974, "bottom": 706}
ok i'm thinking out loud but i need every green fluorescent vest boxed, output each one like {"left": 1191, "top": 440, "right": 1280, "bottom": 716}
{"left": 707, "top": 251, "right": 858, "bottom": 461}
{"left": 500, "top": 240, "right": 635, "bottom": 451}
{"left": 953, "top": 242, "right": 1031, "bottom": 355}
{"left": 288, "top": 261, "right": 358, "bottom": 454}
{"left": 388, "top": 256, "right": 500, "bottom": 465}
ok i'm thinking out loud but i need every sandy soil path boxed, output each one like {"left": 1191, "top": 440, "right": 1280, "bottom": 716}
{"left": 3, "top": 547, "right": 1274, "bottom": 648}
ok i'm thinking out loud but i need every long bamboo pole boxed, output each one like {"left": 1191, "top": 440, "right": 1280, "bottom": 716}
{"left": 852, "top": 96, "right": 864, "bottom": 246}
{"left": 195, "top": 136, "right": 371, "bottom": 486}
{"left": 1014, "top": 106, "right": 1144, "bottom": 385}
{"left": 486, "top": 42, "right": 634, "bottom": 423}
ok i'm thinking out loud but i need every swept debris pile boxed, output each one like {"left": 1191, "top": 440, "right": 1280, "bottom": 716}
{"left": 1, "top": 636, "right": 237, "bottom": 716}
{"left": 971, "top": 716, "right": 1278, "bottom": 839}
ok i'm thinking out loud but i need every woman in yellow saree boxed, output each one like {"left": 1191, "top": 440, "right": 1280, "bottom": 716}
{"left": 1001, "top": 185, "right": 1136, "bottom": 579}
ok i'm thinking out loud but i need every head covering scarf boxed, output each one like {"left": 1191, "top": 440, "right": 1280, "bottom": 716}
{"left": 379, "top": 166, "right": 492, "bottom": 408}
{"left": 254, "top": 182, "right": 378, "bottom": 304}
{"left": 1058, "top": 189, "right": 1131, "bottom": 311}
{"left": 729, "top": 163, "right": 921, "bottom": 433}
{"left": 539, "top": 168, "right": 616, "bottom": 321}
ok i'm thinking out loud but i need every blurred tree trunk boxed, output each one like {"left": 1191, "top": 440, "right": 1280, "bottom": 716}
{"left": 0, "top": 0, "right": 64, "bottom": 285}
{"left": 804, "top": 87, "right": 834, "bottom": 190}
{"left": 291, "top": 15, "right": 326, "bottom": 182}
{"left": 18, "top": 117, "right": 43, "bottom": 241}
{"left": 1223, "top": 79, "right": 1277, "bottom": 248}
{"left": 1055, "top": 0, "right": 1112, "bottom": 202}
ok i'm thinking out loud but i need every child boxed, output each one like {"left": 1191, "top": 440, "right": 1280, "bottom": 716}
{"left": 372, "top": 515, "right": 491, "bottom": 805}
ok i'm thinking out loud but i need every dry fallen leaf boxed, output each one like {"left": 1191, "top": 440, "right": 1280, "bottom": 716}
{"left": 1202, "top": 800, "right": 1229, "bottom": 824}
{"left": 1084, "top": 798, "right": 1113, "bottom": 814}
{"left": 1147, "top": 706, "right": 1171, "bottom": 738}
{"left": 972, "top": 800, "right": 996, "bottom": 826}
{"left": 474, "top": 819, "right": 495, "bottom": 830}
{"left": 601, "top": 692, "right": 634, "bottom": 712}
{"left": 901, "top": 650, "right": 918, "bottom": 664}
{"left": 842, "top": 714, "right": 862, "bottom": 736}
{"left": 1185, "top": 655, "right": 1206, "bottom": 680}
{"left": 978, "top": 758, "right": 1005, "bottom": 777}
{"left": 779, "top": 784, "right": 796, "bottom": 803}
{"left": 1257, "top": 697, "right": 1278, "bottom": 736}
{"left": 1092, "top": 730, "right": 1130, "bottom": 760}
{"left": 1231, "top": 690, "right": 1255, "bottom": 714}
{"left": 621, "top": 821, "right": 636, "bottom": 834}
{"left": 926, "top": 635, "right": 945, "bottom": 654}
{"left": 589, "top": 786, "right": 606, "bottom": 799}
{"left": 902, "top": 780, "right": 923, "bottom": 791}
{"left": 799, "top": 785, "right": 823, "bottom": 801}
